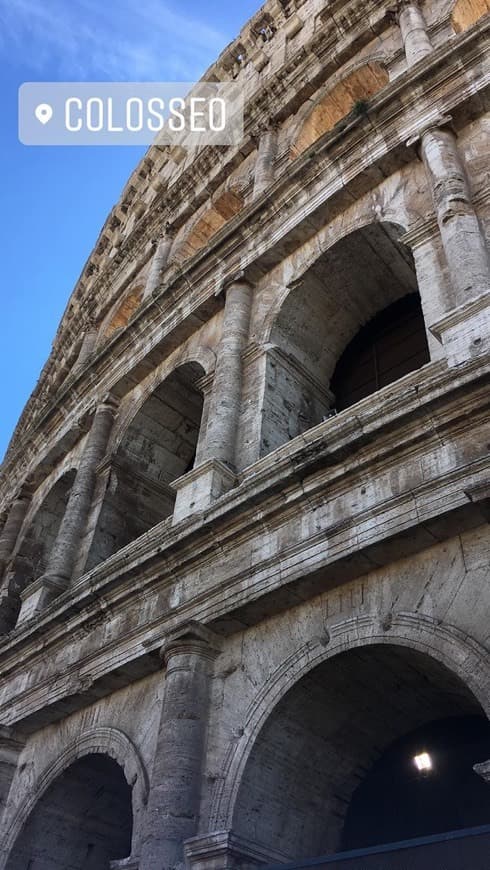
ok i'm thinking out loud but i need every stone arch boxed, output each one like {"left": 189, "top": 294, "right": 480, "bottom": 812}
{"left": 0, "top": 468, "right": 77, "bottom": 631}
{"left": 98, "top": 283, "right": 145, "bottom": 344}
{"left": 259, "top": 218, "right": 409, "bottom": 346}
{"left": 175, "top": 189, "right": 245, "bottom": 262}
{"left": 85, "top": 360, "right": 208, "bottom": 567}
{"left": 210, "top": 612, "right": 490, "bottom": 839}
{"left": 1, "top": 726, "right": 148, "bottom": 868}
{"left": 258, "top": 220, "right": 426, "bottom": 455}
{"left": 111, "top": 347, "right": 216, "bottom": 454}
{"left": 290, "top": 60, "right": 389, "bottom": 159}
{"left": 451, "top": 0, "right": 490, "bottom": 32}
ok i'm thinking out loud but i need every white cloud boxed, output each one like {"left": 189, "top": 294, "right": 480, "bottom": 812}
{"left": 0, "top": 0, "right": 231, "bottom": 80}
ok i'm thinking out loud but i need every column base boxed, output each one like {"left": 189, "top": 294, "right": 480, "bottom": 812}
{"left": 184, "top": 831, "right": 289, "bottom": 870}
{"left": 110, "top": 859, "right": 140, "bottom": 870}
{"left": 17, "top": 573, "right": 67, "bottom": 625}
{"left": 171, "top": 460, "right": 237, "bottom": 524}
{"left": 430, "top": 292, "right": 490, "bottom": 367}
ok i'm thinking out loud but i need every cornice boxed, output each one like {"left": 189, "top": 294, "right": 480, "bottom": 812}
{"left": 1, "top": 354, "right": 489, "bottom": 673}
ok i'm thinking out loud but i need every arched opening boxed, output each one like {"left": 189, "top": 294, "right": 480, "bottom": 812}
{"left": 6, "top": 753, "right": 132, "bottom": 870}
{"left": 177, "top": 190, "right": 244, "bottom": 262}
{"left": 0, "top": 470, "right": 76, "bottom": 630}
{"left": 102, "top": 284, "right": 144, "bottom": 341}
{"left": 263, "top": 223, "right": 428, "bottom": 455}
{"left": 86, "top": 362, "right": 205, "bottom": 568}
{"left": 331, "top": 293, "right": 430, "bottom": 410}
{"left": 232, "top": 644, "right": 490, "bottom": 862}
{"left": 291, "top": 62, "right": 389, "bottom": 159}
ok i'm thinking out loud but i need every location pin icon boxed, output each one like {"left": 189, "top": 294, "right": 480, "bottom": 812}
{"left": 35, "top": 103, "right": 53, "bottom": 125}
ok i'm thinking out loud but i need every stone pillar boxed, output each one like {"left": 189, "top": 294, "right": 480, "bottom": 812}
{"left": 398, "top": 0, "right": 433, "bottom": 66}
{"left": 139, "top": 623, "right": 220, "bottom": 870}
{"left": 0, "top": 491, "right": 30, "bottom": 576}
{"left": 418, "top": 124, "right": 490, "bottom": 307}
{"left": 398, "top": 0, "right": 490, "bottom": 363}
{"left": 184, "top": 831, "right": 288, "bottom": 870}
{"left": 171, "top": 277, "right": 253, "bottom": 522}
{"left": 17, "top": 400, "right": 116, "bottom": 621}
{"left": 143, "top": 229, "right": 174, "bottom": 300}
{"left": 73, "top": 323, "right": 97, "bottom": 373}
{"left": 204, "top": 276, "right": 253, "bottom": 469}
{"left": 0, "top": 727, "right": 24, "bottom": 819}
{"left": 399, "top": 0, "right": 490, "bottom": 334}
{"left": 253, "top": 124, "right": 278, "bottom": 198}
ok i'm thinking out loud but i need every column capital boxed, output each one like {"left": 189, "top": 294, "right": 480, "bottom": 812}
{"left": 97, "top": 393, "right": 119, "bottom": 415}
{"left": 14, "top": 484, "right": 34, "bottom": 503}
{"left": 251, "top": 117, "right": 279, "bottom": 141}
{"left": 406, "top": 114, "right": 453, "bottom": 148}
{"left": 388, "top": 0, "right": 421, "bottom": 22}
{"left": 398, "top": 0, "right": 422, "bottom": 9}
{"left": 151, "top": 222, "right": 176, "bottom": 247}
{"left": 219, "top": 270, "right": 254, "bottom": 297}
{"left": 160, "top": 621, "right": 222, "bottom": 664}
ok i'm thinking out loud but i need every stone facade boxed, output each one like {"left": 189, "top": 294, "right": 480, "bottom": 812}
{"left": 0, "top": 0, "right": 489, "bottom": 868}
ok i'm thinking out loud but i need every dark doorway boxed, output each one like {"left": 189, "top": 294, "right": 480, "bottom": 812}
{"left": 6, "top": 753, "right": 133, "bottom": 870}
{"left": 341, "top": 714, "right": 490, "bottom": 850}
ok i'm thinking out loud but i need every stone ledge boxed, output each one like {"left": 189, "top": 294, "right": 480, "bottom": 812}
{"left": 184, "top": 831, "right": 289, "bottom": 870}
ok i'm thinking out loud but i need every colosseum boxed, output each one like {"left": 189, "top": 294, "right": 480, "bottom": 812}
{"left": 1, "top": 0, "right": 490, "bottom": 867}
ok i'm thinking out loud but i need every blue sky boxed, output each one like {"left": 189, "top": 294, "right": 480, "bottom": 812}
{"left": 0, "top": 0, "right": 260, "bottom": 460}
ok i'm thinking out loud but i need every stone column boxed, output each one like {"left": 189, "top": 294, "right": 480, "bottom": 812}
{"left": 143, "top": 228, "right": 175, "bottom": 300}
{"left": 253, "top": 124, "right": 278, "bottom": 198}
{"left": 73, "top": 322, "right": 97, "bottom": 373}
{"left": 0, "top": 491, "right": 30, "bottom": 576}
{"left": 171, "top": 276, "right": 253, "bottom": 521}
{"left": 139, "top": 623, "right": 220, "bottom": 870}
{"left": 0, "top": 727, "right": 24, "bottom": 818}
{"left": 419, "top": 124, "right": 490, "bottom": 307}
{"left": 398, "top": 0, "right": 489, "bottom": 308}
{"left": 17, "top": 400, "right": 116, "bottom": 621}
{"left": 398, "top": 0, "right": 433, "bottom": 66}
{"left": 203, "top": 276, "right": 253, "bottom": 469}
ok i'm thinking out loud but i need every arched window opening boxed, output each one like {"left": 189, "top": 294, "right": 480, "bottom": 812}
{"left": 85, "top": 363, "right": 205, "bottom": 569}
{"left": 176, "top": 190, "right": 244, "bottom": 262}
{"left": 291, "top": 62, "right": 389, "bottom": 159}
{"left": 0, "top": 470, "right": 76, "bottom": 631}
{"left": 331, "top": 293, "right": 430, "bottom": 411}
{"left": 264, "top": 222, "right": 427, "bottom": 456}
{"left": 102, "top": 284, "right": 144, "bottom": 341}
{"left": 232, "top": 644, "right": 490, "bottom": 863}
{"left": 6, "top": 753, "right": 132, "bottom": 870}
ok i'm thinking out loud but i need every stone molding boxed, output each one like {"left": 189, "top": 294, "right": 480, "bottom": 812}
{"left": 161, "top": 621, "right": 223, "bottom": 666}
{"left": 209, "top": 612, "right": 490, "bottom": 829}
{"left": 0, "top": 727, "right": 149, "bottom": 869}
{"left": 184, "top": 830, "right": 289, "bottom": 869}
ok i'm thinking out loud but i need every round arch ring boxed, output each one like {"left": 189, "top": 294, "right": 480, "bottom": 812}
{"left": 1, "top": 726, "right": 149, "bottom": 868}
{"left": 210, "top": 611, "right": 490, "bottom": 831}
